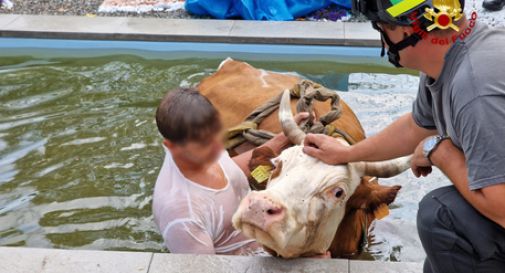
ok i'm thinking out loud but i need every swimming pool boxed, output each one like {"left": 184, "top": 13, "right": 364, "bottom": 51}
{"left": 0, "top": 38, "right": 443, "bottom": 261}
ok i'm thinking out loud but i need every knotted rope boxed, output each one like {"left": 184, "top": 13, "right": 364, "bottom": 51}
{"left": 225, "top": 80, "right": 356, "bottom": 150}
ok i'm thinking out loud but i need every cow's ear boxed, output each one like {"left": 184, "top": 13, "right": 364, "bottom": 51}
{"left": 248, "top": 146, "right": 277, "bottom": 171}
{"left": 248, "top": 146, "right": 277, "bottom": 190}
{"left": 329, "top": 177, "right": 401, "bottom": 258}
{"left": 346, "top": 176, "right": 401, "bottom": 210}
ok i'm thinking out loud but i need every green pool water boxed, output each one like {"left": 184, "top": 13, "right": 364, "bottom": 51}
{"left": 0, "top": 53, "right": 411, "bottom": 253}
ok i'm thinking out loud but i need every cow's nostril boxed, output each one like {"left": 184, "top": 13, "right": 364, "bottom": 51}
{"left": 266, "top": 207, "right": 283, "bottom": 215}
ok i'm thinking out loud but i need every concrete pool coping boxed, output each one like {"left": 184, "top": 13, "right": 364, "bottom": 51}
{"left": 0, "top": 14, "right": 381, "bottom": 46}
{"left": 0, "top": 247, "right": 423, "bottom": 273}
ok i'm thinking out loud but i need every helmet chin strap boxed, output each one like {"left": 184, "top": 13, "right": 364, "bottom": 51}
{"left": 372, "top": 22, "right": 422, "bottom": 68}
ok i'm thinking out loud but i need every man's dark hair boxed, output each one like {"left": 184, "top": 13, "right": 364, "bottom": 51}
{"left": 155, "top": 87, "right": 222, "bottom": 144}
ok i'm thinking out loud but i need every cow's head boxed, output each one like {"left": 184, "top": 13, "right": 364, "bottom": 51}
{"left": 232, "top": 90, "right": 410, "bottom": 258}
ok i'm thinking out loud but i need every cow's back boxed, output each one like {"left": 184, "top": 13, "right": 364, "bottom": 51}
{"left": 198, "top": 59, "right": 366, "bottom": 144}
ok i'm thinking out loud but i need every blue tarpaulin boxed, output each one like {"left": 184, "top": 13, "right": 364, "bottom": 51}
{"left": 185, "top": 0, "right": 352, "bottom": 21}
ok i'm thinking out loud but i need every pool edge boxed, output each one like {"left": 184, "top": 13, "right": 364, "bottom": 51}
{"left": 0, "top": 14, "right": 381, "bottom": 47}
{"left": 0, "top": 246, "right": 423, "bottom": 273}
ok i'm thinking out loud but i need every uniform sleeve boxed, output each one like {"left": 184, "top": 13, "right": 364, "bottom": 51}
{"left": 162, "top": 219, "right": 216, "bottom": 254}
{"left": 412, "top": 74, "right": 437, "bottom": 129}
{"left": 455, "top": 95, "right": 505, "bottom": 190}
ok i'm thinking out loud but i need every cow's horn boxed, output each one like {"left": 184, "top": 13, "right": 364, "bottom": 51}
{"left": 279, "top": 89, "right": 306, "bottom": 145}
{"left": 355, "top": 155, "right": 412, "bottom": 178}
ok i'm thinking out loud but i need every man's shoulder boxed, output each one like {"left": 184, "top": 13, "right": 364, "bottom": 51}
{"left": 461, "top": 25, "right": 505, "bottom": 85}
{"left": 450, "top": 29, "right": 505, "bottom": 109}
{"left": 152, "top": 185, "right": 198, "bottom": 225}
{"left": 152, "top": 169, "right": 191, "bottom": 213}
{"left": 449, "top": 70, "right": 505, "bottom": 120}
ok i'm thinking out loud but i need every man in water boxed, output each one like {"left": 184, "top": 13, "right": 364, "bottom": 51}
{"left": 303, "top": 0, "right": 505, "bottom": 272}
{"left": 152, "top": 87, "right": 309, "bottom": 255}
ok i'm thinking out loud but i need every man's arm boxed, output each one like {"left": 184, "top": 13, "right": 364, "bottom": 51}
{"left": 233, "top": 133, "right": 290, "bottom": 175}
{"left": 233, "top": 112, "right": 309, "bottom": 175}
{"left": 431, "top": 140, "right": 505, "bottom": 228}
{"left": 411, "top": 94, "right": 505, "bottom": 228}
{"left": 303, "top": 113, "right": 437, "bottom": 165}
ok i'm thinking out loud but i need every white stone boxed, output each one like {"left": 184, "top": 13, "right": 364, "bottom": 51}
{"left": 0, "top": 247, "right": 152, "bottom": 273}
{"left": 149, "top": 253, "right": 349, "bottom": 273}
{"left": 350, "top": 260, "right": 423, "bottom": 273}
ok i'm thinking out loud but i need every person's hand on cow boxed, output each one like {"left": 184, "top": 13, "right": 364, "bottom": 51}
{"left": 294, "top": 112, "right": 311, "bottom": 125}
{"left": 266, "top": 112, "right": 311, "bottom": 153}
{"left": 410, "top": 138, "right": 433, "bottom": 178}
{"left": 272, "top": 112, "right": 311, "bottom": 143}
{"left": 302, "top": 134, "right": 351, "bottom": 165}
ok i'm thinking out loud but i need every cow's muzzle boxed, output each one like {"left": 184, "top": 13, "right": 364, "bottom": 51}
{"left": 236, "top": 191, "right": 286, "bottom": 231}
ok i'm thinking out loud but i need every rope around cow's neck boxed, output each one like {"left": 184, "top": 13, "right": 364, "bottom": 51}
{"left": 224, "top": 80, "right": 357, "bottom": 150}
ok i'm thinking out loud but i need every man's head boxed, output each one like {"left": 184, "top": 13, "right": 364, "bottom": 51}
{"left": 352, "top": 0, "right": 466, "bottom": 68}
{"left": 156, "top": 87, "right": 223, "bottom": 165}
{"left": 376, "top": 16, "right": 467, "bottom": 68}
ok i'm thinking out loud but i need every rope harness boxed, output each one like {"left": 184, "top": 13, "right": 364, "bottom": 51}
{"left": 224, "top": 80, "right": 357, "bottom": 150}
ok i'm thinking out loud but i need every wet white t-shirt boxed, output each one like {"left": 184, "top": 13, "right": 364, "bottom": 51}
{"left": 153, "top": 148, "right": 260, "bottom": 255}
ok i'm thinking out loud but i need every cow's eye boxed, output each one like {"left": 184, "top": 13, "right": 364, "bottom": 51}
{"left": 332, "top": 187, "right": 345, "bottom": 199}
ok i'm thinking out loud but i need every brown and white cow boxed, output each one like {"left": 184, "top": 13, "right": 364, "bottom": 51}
{"left": 199, "top": 59, "right": 409, "bottom": 258}
{"left": 232, "top": 90, "right": 410, "bottom": 258}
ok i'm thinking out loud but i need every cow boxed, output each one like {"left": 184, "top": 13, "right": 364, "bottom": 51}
{"left": 198, "top": 59, "right": 409, "bottom": 258}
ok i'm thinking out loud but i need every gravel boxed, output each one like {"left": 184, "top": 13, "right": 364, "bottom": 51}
{"left": 471, "top": 0, "right": 505, "bottom": 27}
{"left": 0, "top": 0, "right": 198, "bottom": 18}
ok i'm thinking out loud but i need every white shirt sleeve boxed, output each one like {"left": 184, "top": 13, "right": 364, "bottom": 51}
{"left": 162, "top": 219, "right": 215, "bottom": 254}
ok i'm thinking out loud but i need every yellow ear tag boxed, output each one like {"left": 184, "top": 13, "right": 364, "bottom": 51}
{"left": 251, "top": 165, "right": 272, "bottom": 184}
{"left": 374, "top": 204, "right": 390, "bottom": 220}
